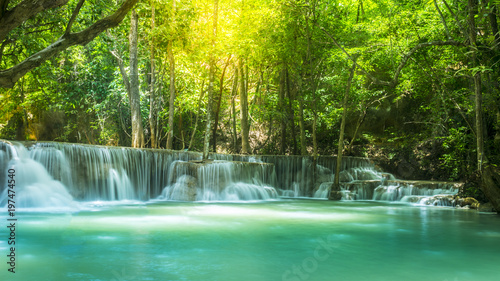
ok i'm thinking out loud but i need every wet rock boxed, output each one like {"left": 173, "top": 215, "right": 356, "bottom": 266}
{"left": 329, "top": 190, "right": 342, "bottom": 201}
{"left": 457, "top": 197, "right": 479, "bottom": 208}
{"left": 478, "top": 202, "right": 496, "bottom": 212}
{"left": 163, "top": 175, "right": 198, "bottom": 201}
{"left": 341, "top": 180, "right": 380, "bottom": 200}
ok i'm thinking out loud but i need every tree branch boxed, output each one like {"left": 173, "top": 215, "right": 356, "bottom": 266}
{"left": 434, "top": 0, "right": 451, "bottom": 40}
{"left": 64, "top": 0, "right": 86, "bottom": 36}
{"left": 0, "top": 37, "right": 13, "bottom": 63}
{"left": 392, "top": 40, "right": 465, "bottom": 86}
{"left": 0, "top": 0, "right": 69, "bottom": 43}
{"left": 442, "top": 0, "right": 467, "bottom": 37}
{"left": 110, "top": 50, "right": 130, "bottom": 94}
{"left": 0, "top": 0, "right": 138, "bottom": 88}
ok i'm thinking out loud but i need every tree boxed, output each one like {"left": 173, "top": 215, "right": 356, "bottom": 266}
{"left": 0, "top": 0, "right": 139, "bottom": 88}
{"left": 239, "top": 58, "right": 251, "bottom": 154}
{"left": 110, "top": 9, "right": 144, "bottom": 148}
{"left": 166, "top": 0, "right": 176, "bottom": 150}
{"left": 332, "top": 60, "right": 356, "bottom": 198}
{"left": 149, "top": 0, "right": 159, "bottom": 148}
{"left": 202, "top": 0, "right": 218, "bottom": 159}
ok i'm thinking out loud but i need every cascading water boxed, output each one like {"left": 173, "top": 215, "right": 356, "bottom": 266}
{"left": 311, "top": 164, "right": 460, "bottom": 204}
{"left": 0, "top": 140, "right": 460, "bottom": 206}
{"left": 159, "top": 160, "right": 278, "bottom": 201}
{"left": 0, "top": 142, "right": 76, "bottom": 209}
{"left": 212, "top": 153, "right": 371, "bottom": 197}
{"left": 373, "top": 182, "right": 459, "bottom": 202}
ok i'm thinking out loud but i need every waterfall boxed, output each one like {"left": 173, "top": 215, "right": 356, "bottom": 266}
{"left": 212, "top": 153, "right": 372, "bottom": 197}
{"left": 311, "top": 164, "right": 459, "bottom": 203}
{"left": 0, "top": 140, "right": 460, "bottom": 205}
{"left": 159, "top": 160, "right": 278, "bottom": 201}
{"left": 0, "top": 142, "right": 76, "bottom": 209}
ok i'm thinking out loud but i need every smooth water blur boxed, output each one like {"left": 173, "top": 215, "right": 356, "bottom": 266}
{"left": 1, "top": 200, "right": 499, "bottom": 281}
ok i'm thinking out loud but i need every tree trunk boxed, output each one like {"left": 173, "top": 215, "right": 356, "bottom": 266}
{"left": 149, "top": 1, "right": 157, "bottom": 148}
{"left": 129, "top": 9, "right": 144, "bottom": 148}
{"left": 231, "top": 71, "right": 238, "bottom": 153}
{"left": 297, "top": 78, "right": 307, "bottom": 155}
{"left": 202, "top": 0, "right": 218, "bottom": 159}
{"left": 482, "top": 164, "right": 500, "bottom": 213}
{"left": 166, "top": 0, "right": 176, "bottom": 149}
{"left": 331, "top": 61, "right": 356, "bottom": 199}
{"left": 203, "top": 65, "right": 214, "bottom": 158}
{"left": 489, "top": 4, "right": 500, "bottom": 51}
{"left": 495, "top": 110, "right": 500, "bottom": 147}
{"left": 212, "top": 56, "right": 231, "bottom": 153}
{"left": 347, "top": 107, "right": 367, "bottom": 155}
{"left": 239, "top": 59, "right": 251, "bottom": 154}
{"left": 286, "top": 67, "right": 297, "bottom": 154}
{"left": 467, "top": 0, "right": 484, "bottom": 171}
{"left": 166, "top": 40, "right": 176, "bottom": 149}
{"left": 188, "top": 80, "right": 205, "bottom": 150}
{"left": 179, "top": 103, "right": 184, "bottom": 149}
{"left": 278, "top": 67, "right": 286, "bottom": 154}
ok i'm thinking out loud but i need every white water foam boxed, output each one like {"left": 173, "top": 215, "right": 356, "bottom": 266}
{"left": 0, "top": 144, "right": 77, "bottom": 210}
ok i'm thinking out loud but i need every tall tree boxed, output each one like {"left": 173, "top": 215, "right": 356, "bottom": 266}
{"left": 166, "top": 0, "right": 177, "bottom": 149}
{"left": 278, "top": 67, "right": 286, "bottom": 154}
{"left": 110, "top": 9, "right": 144, "bottom": 148}
{"left": 202, "top": 0, "right": 218, "bottom": 159}
{"left": 212, "top": 56, "right": 231, "bottom": 153}
{"left": 231, "top": 70, "right": 239, "bottom": 152}
{"left": 128, "top": 9, "right": 144, "bottom": 148}
{"left": 149, "top": 0, "right": 159, "bottom": 148}
{"left": 239, "top": 58, "right": 251, "bottom": 154}
{"left": 333, "top": 60, "right": 356, "bottom": 195}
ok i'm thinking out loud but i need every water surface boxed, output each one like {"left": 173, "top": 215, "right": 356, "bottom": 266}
{"left": 1, "top": 200, "right": 499, "bottom": 281}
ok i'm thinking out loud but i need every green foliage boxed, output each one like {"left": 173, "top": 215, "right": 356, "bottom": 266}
{"left": 439, "top": 127, "right": 474, "bottom": 181}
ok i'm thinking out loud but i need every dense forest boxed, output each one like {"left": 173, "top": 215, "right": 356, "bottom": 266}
{"left": 0, "top": 0, "right": 499, "bottom": 205}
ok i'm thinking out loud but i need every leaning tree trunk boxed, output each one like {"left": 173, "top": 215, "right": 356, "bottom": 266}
{"left": 239, "top": 59, "right": 251, "bottom": 154}
{"left": 129, "top": 9, "right": 144, "bottom": 148}
{"left": 212, "top": 57, "right": 231, "bottom": 153}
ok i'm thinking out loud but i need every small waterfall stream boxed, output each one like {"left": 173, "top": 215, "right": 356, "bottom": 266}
{"left": 0, "top": 141, "right": 460, "bottom": 207}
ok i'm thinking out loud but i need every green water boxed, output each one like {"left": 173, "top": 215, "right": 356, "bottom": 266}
{"left": 1, "top": 200, "right": 499, "bottom": 281}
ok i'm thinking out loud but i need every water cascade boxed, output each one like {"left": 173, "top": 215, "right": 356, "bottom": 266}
{"left": 211, "top": 153, "right": 373, "bottom": 196}
{"left": 159, "top": 160, "right": 277, "bottom": 201}
{"left": 0, "top": 140, "right": 460, "bottom": 206}
{"left": 311, "top": 165, "right": 460, "bottom": 205}
{"left": 0, "top": 142, "right": 76, "bottom": 209}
